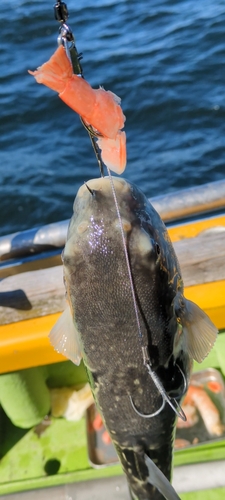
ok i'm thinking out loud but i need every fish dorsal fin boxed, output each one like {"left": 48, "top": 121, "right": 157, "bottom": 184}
{"left": 144, "top": 454, "right": 181, "bottom": 500}
{"left": 49, "top": 307, "right": 82, "bottom": 365}
{"left": 180, "top": 298, "right": 218, "bottom": 363}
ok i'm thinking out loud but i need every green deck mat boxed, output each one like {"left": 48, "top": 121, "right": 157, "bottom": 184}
{"left": 181, "top": 488, "right": 225, "bottom": 500}
{"left": 0, "top": 332, "right": 225, "bottom": 495}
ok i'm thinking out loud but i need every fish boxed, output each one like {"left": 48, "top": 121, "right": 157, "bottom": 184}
{"left": 28, "top": 46, "right": 126, "bottom": 174}
{"left": 49, "top": 176, "right": 217, "bottom": 500}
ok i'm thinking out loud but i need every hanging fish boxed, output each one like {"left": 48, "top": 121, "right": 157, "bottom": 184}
{"left": 49, "top": 177, "right": 217, "bottom": 500}
{"left": 28, "top": 46, "right": 126, "bottom": 174}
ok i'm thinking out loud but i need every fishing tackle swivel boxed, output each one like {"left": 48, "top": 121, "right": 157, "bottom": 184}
{"left": 54, "top": 1, "right": 105, "bottom": 175}
{"left": 54, "top": 1, "right": 83, "bottom": 76}
{"left": 54, "top": 0, "right": 68, "bottom": 23}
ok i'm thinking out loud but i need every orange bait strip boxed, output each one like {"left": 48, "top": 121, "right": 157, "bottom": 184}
{"left": 29, "top": 46, "right": 126, "bottom": 174}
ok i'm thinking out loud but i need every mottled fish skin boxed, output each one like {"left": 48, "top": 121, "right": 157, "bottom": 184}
{"left": 63, "top": 177, "right": 191, "bottom": 500}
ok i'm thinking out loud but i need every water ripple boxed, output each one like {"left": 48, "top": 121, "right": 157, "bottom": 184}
{"left": 1, "top": 0, "right": 225, "bottom": 235}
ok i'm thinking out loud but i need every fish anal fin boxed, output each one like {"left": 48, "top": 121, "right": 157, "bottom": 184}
{"left": 144, "top": 454, "right": 181, "bottom": 500}
{"left": 181, "top": 298, "right": 218, "bottom": 363}
{"left": 49, "top": 307, "right": 82, "bottom": 365}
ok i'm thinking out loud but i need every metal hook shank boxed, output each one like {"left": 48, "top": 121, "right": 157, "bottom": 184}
{"left": 145, "top": 362, "right": 187, "bottom": 422}
{"left": 174, "top": 363, "right": 187, "bottom": 399}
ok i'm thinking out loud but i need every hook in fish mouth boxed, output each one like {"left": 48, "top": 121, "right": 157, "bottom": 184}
{"left": 84, "top": 182, "right": 94, "bottom": 195}
{"left": 129, "top": 361, "right": 187, "bottom": 421}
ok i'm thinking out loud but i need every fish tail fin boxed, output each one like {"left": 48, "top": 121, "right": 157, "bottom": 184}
{"left": 143, "top": 454, "right": 181, "bottom": 500}
{"left": 28, "top": 45, "right": 73, "bottom": 93}
{"left": 115, "top": 445, "right": 180, "bottom": 500}
{"left": 97, "top": 131, "right": 126, "bottom": 174}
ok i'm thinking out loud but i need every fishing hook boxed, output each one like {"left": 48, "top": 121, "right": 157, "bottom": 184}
{"left": 84, "top": 182, "right": 94, "bottom": 195}
{"left": 80, "top": 118, "right": 105, "bottom": 176}
{"left": 129, "top": 364, "right": 187, "bottom": 420}
{"left": 132, "top": 347, "right": 186, "bottom": 421}
{"left": 54, "top": 1, "right": 83, "bottom": 76}
{"left": 145, "top": 361, "right": 187, "bottom": 421}
{"left": 129, "top": 394, "right": 165, "bottom": 419}
{"left": 173, "top": 363, "right": 187, "bottom": 400}
{"left": 80, "top": 118, "right": 103, "bottom": 138}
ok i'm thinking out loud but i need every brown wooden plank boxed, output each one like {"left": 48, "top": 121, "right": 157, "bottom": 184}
{"left": 0, "top": 227, "right": 225, "bottom": 325}
{"left": 175, "top": 228, "right": 225, "bottom": 286}
{"left": 0, "top": 266, "right": 66, "bottom": 325}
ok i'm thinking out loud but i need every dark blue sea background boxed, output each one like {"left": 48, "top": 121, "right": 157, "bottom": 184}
{"left": 1, "top": 0, "right": 225, "bottom": 236}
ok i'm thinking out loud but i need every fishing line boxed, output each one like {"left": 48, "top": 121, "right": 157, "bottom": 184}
{"left": 80, "top": 118, "right": 105, "bottom": 176}
{"left": 55, "top": 0, "right": 105, "bottom": 175}
{"left": 107, "top": 167, "right": 143, "bottom": 342}
{"left": 107, "top": 168, "right": 187, "bottom": 422}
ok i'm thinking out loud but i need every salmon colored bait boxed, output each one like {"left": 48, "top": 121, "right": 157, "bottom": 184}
{"left": 29, "top": 45, "right": 126, "bottom": 174}
{"left": 97, "top": 131, "right": 126, "bottom": 175}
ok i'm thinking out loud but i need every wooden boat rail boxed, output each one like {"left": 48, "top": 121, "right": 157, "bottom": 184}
{"left": 1, "top": 178, "right": 225, "bottom": 263}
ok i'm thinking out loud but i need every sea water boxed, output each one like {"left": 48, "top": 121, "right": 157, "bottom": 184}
{"left": 1, "top": 0, "right": 225, "bottom": 235}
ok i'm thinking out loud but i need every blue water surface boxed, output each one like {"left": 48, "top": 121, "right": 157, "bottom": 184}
{"left": 1, "top": 0, "right": 225, "bottom": 235}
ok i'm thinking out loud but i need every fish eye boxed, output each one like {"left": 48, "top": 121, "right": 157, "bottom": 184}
{"left": 155, "top": 243, "right": 160, "bottom": 256}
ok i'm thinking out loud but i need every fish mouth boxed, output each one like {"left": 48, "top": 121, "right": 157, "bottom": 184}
{"left": 77, "top": 176, "right": 130, "bottom": 201}
{"left": 73, "top": 176, "right": 135, "bottom": 236}
{"left": 74, "top": 176, "right": 157, "bottom": 260}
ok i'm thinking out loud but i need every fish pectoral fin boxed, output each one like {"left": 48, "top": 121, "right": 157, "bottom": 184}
{"left": 181, "top": 298, "right": 218, "bottom": 363}
{"left": 49, "top": 307, "right": 82, "bottom": 365}
{"left": 144, "top": 454, "right": 181, "bottom": 500}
